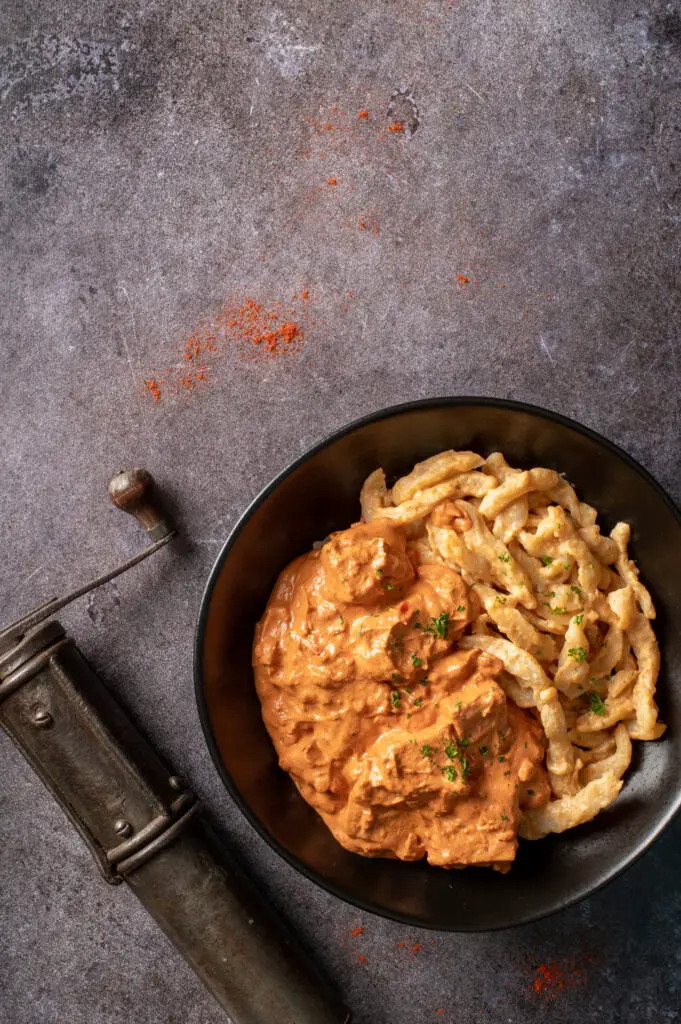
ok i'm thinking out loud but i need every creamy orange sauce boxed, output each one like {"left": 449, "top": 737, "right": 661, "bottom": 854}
{"left": 253, "top": 519, "right": 550, "bottom": 870}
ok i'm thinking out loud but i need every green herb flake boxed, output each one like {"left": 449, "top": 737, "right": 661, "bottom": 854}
{"left": 479, "top": 745, "right": 488, "bottom": 756}
{"left": 420, "top": 677, "right": 429, "bottom": 687}
{"left": 455, "top": 700, "right": 462, "bottom": 710}
{"left": 527, "top": 789, "right": 535, "bottom": 795}
{"left": 575, "top": 613, "right": 584, "bottom": 625}
{"left": 444, "top": 742, "right": 459, "bottom": 761}
{"left": 384, "top": 582, "right": 394, "bottom": 591}
{"left": 551, "top": 606, "right": 568, "bottom": 616}
{"left": 444, "top": 765, "right": 457, "bottom": 783}
{"left": 421, "top": 744, "right": 432, "bottom": 758}
{"left": 587, "top": 691, "right": 607, "bottom": 716}
{"left": 460, "top": 738, "right": 469, "bottom": 748}
{"left": 498, "top": 755, "right": 506, "bottom": 763}
{"left": 568, "top": 646, "right": 588, "bottom": 664}
{"left": 414, "top": 697, "right": 422, "bottom": 708}
{"left": 570, "top": 585, "right": 582, "bottom": 598}
{"left": 405, "top": 686, "right": 413, "bottom": 694}
{"left": 391, "top": 672, "right": 402, "bottom": 683}
{"left": 456, "top": 604, "right": 466, "bottom": 612}
{"left": 498, "top": 553, "right": 511, "bottom": 563}
{"left": 501, "top": 814, "right": 509, "bottom": 822}
{"left": 546, "top": 591, "right": 556, "bottom": 598}
{"left": 424, "top": 612, "right": 450, "bottom": 639}
{"left": 563, "top": 560, "right": 571, "bottom": 572}
{"left": 539, "top": 555, "right": 553, "bottom": 566}
{"left": 460, "top": 757, "right": 470, "bottom": 781}
{"left": 411, "top": 654, "right": 424, "bottom": 668}
{"left": 391, "top": 690, "right": 401, "bottom": 708}
{"left": 504, "top": 770, "right": 511, "bottom": 777}
{"left": 375, "top": 568, "right": 383, "bottom": 575}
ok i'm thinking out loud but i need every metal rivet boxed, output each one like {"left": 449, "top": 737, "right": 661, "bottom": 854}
{"left": 32, "top": 708, "right": 53, "bottom": 729}
{"left": 114, "top": 819, "right": 132, "bottom": 838}
{"left": 168, "top": 776, "right": 183, "bottom": 791}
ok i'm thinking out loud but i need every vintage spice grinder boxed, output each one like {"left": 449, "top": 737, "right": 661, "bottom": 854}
{"left": 0, "top": 469, "right": 349, "bottom": 1024}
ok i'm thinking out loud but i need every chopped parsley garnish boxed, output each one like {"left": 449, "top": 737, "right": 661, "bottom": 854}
{"left": 527, "top": 789, "right": 535, "bottom": 795}
{"left": 498, "top": 755, "right": 506, "bottom": 763}
{"left": 391, "top": 690, "right": 401, "bottom": 708}
{"left": 587, "top": 691, "right": 607, "bottom": 716}
{"left": 421, "top": 744, "right": 432, "bottom": 758}
{"left": 455, "top": 700, "right": 462, "bottom": 710}
{"left": 414, "top": 621, "right": 422, "bottom": 629}
{"left": 551, "top": 606, "right": 568, "bottom": 616}
{"left": 574, "top": 613, "right": 584, "bottom": 625}
{"left": 375, "top": 568, "right": 383, "bottom": 575}
{"left": 504, "top": 770, "right": 511, "bottom": 777}
{"left": 411, "top": 654, "right": 424, "bottom": 668}
{"left": 479, "top": 745, "right": 488, "bottom": 756}
{"left": 384, "top": 582, "right": 394, "bottom": 590}
{"left": 570, "top": 585, "right": 582, "bottom": 598}
{"left": 424, "top": 612, "right": 450, "bottom": 639}
{"left": 414, "top": 697, "right": 422, "bottom": 708}
{"left": 498, "top": 730, "right": 507, "bottom": 741}
{"left": 405, "top": 686, "right": 413, "bottom": 694}
{"left": 539, "top": 555, "right": 553, "bottom": 566}
{"left": 546, "top": 591, "right": 556, "bottom": 598}
{"left": 460, "top": 757, "right": 470, "bottom": 781}
{"left": 445, "top": 743, "right": 458, "bottom": 761}
{"left": 444, "top": 765, "right": 457, "bottom": 783}
{"left": 501, "top": 814, "right": 509, "bottom": 822}
{"left": 419, "top": 677, "right": 429, "bottom": 687}
{"left": 456, "top": 604, "right": 466, "bottom": 612}
{"left": 568, "top": 646, "right": 588, "bottom": 663}
{"left": 563, "top": 560, "right": 571, "bottom": 572}
{"left": 339, "top": 614, "right": 344, "bottom": 626}
{"left": 391, "top": 672, "right": 402, "bottom": 683}
{"left": 460, "top": 738, "right": 469, "bottom": 748}
{"left": 498, "top": 553, "right": 511, "bottom": 563}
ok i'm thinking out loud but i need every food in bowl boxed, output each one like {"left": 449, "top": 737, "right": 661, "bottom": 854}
{"left": 252, "top": 449, "right": 663, "bottom": 871}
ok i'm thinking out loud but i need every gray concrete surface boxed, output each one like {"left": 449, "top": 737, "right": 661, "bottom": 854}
{"left": 1, "top": 0, "right": 680, "bottom": 1021}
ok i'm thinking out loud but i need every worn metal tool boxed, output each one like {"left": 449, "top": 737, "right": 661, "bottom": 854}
{"left": 0, "top": 470, "right": 349, "bottom": 1024}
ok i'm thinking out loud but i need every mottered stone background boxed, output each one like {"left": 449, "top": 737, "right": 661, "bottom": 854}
{"left": 1, "top": 1, "right": 680, "bottom": 1022}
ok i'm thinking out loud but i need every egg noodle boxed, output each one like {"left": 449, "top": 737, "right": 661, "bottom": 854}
{"left": 360, "top": 449, "right": 663, "bottom": 840}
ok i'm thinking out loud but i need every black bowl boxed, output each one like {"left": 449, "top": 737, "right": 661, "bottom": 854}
{"left": 195, "top": 398, "right": 681, "bottom": 930}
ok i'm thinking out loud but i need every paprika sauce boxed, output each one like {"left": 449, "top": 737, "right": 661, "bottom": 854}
{"left": 253, "top": 518, "right": 549, "bottom": 870}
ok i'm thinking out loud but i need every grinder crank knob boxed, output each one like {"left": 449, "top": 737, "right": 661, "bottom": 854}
{"left": 109, "top": 469, "right": 174, "bottom": 543}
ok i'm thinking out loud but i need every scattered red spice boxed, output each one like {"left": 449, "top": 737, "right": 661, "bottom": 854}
{"left": 411, "top": 944, "right": 422, "bottom": 955}
{"left": 437, "top": 1012, "right": 445, "bottom": 1017}
{"left": 527, "top": 954, "right": 599, "bottom": 1000}
{"left": 327, "top": 176, "right": 338, "bottom": 186}
{"left": 358, "top": 213, "right": 380, "bottom": 236}
{"left": 350, "top": 927, "right": 364, "bottom": 938}
{"left": 142, "top": 291, "right": 312, "bottom": 403}
{"left": 397, "top": 941, "right": 406, "bottom": 949}
{"left": 358, "top": 109, "right": 370, "bottom": 119}
{"left": 457, "top": 274, "right": 470, "bottom": 286}
{"left": 356, "top": 955, "right": 368, "bottom": 965}
{"left": 388, "top": 121, "right": 405, "bottom": 134}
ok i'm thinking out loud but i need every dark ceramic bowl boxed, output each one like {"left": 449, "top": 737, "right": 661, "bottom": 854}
{"left": 195, "top": 398, "right": 681, "bottom": 930}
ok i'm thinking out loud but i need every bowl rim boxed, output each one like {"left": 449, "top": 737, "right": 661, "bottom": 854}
{"left": 194, "top": 395, "right": 681, "bottom": 931}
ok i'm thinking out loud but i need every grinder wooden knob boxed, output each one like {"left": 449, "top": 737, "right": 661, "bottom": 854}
{"left": 108, "top": 469, "right": 173, "bottom": 543}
